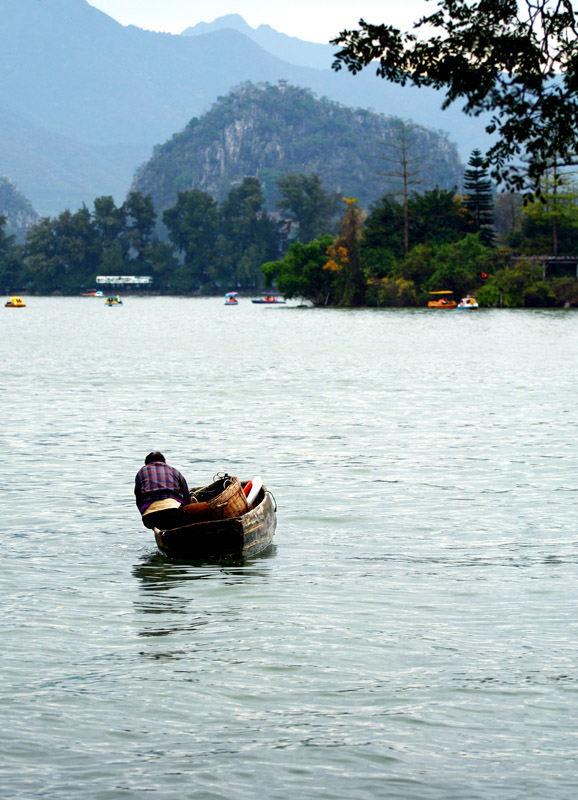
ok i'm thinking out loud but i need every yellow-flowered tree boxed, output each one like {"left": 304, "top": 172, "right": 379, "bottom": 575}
{"left": 324, "top": 197, "right": 366, "bottom": 306}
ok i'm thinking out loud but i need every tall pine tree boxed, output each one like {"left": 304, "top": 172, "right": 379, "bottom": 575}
{"left": 464, "top": 150, "right": 495, "bottom": 246}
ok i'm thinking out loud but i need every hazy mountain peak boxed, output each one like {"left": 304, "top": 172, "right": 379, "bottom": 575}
{"left": 181, "top": 14, "right": 333, "bottom": 69}
{"left": 182, "top": 14, "right": 251, "bottom": 36}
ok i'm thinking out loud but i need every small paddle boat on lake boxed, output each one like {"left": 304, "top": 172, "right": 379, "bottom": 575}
{"left": 428, "top": 290, "right": 457, "bottom": 309}
{"left": 225, "top": 292, "right": 239, "bottom": 305}
{"left": 5, "top": 296, "right": 26, "bottom": 307}
{"left": 153, "top": 476, "right": 276, "bottom": 560}
{"left": 252, "top": 292, "right": 286, "bottom": 305}
{"left": 458, "top": 295, "right": 479, "bottom": 309}
{"left": 105, "top": 295, "right": 123, "bottom": 306}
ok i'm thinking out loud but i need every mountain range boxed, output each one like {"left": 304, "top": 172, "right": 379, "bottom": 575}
{"left": 0, "top": 0, "right": 490, "bottom": 217}
{"left": 181, "top": 14, "right": 335, "bottom": 70}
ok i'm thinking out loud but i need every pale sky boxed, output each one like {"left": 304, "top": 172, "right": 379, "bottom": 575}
{"left": 86, "top": 0, "right": 430, "bottom": 44}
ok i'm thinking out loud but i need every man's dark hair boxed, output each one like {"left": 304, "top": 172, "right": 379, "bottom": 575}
{"left": 145, "top": 451, "right": 166, "bottom": 465}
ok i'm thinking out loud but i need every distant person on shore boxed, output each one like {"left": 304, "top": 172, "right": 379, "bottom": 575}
{"left": 134, "top": 452, "right": 191, "bottom": 529}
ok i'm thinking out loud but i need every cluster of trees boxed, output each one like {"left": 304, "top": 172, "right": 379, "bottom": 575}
{"left": 3, "top": 148, "right": 578, "bottom": 307}
{"left": 2, "top": 191, "right": 166, "bottom": 295}
{"left": 264, "top": 187, "right": 495, "bottom": 308}
{"left": 325, "top": 0, "right": 578, "bottom": 306}
{"left": 264, "top": 152, "right": 578, "bottom": 308}
{"left": 0, "top": 175, "right": 339, "bottom": 295}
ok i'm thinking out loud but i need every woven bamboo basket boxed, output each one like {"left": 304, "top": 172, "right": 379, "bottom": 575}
{"left": 191, "top": 476, "right": 249, "bottom": 520}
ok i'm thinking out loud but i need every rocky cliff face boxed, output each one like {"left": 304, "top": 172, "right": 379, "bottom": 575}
{"left": 0, "top": 176, "right": 38, "bottom": 239}
{"left": 132, "top": 83, "right": 464, "bottom": 215}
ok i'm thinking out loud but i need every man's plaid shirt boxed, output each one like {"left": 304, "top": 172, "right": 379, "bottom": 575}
{"left": 134, "top": 461, "right": 190, "bottom": 512}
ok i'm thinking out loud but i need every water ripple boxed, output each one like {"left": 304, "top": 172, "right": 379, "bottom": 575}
{"left": 2, "top": 301, "right": 578, "bottom": 799}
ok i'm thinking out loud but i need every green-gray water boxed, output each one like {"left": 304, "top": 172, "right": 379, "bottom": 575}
{"left": 3, "top": 298, "right": 577, "bottom": 799}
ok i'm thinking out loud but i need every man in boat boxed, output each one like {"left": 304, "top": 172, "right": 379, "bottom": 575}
{"left": 134, "top": 452, "right": 192, "bottom": 530}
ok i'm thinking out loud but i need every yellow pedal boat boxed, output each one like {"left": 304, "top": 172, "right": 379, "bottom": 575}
{"left": 428, "top": 290, "right": 456, "bottom": 309}
{"left": 5, "top": 296, "right": 26, "bottom": 308}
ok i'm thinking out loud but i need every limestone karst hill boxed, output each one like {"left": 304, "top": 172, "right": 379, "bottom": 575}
{"left": 132, "top": 83, "right": 464, "bottom": 216}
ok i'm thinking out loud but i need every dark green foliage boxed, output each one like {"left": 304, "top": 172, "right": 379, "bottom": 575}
{"left": 21, "top": 194, "right": 161, "bottom": 295}
{"left": 0, "top": 215, "right": 24, "bottom": 292}
{"left": 332, "top": 0, "right": 578, "bottom": 196}
{"left": 523, "top": 281, "right": 557, "bottom": 307}
{"left": 476, "top": 262, "right": 556, "bottom": 307}
{"left": 463, "top": 150, "right": 495, "bottom": 246}
{"left": 362, "top": 196, "right": 404, "bottom": 267}
{"left": 515, "top": 211, "right": 578, "bottom": 258}
{"left": 93, "top": 196, "right": 125, "bottom": 251}
{"left": 163, "top": 190, "right": 220, "bottom": 291}
{"left": 143, "top": 241, "right": 179, "bottom": 292}
{"left": 395, "top": 243, "right": 437, "bottom": 289}
{"left": 361, "top": 246, "right": 398, "bottom": 281}
{"left": 366, "top": 277, "right": 417, "bottom": 307}
{"left": 549, "top": 277, "right": 578, "bottom": 306}
{"left": 262, "top": 236, "right": 335, "bottom": 305}
{"left": 161, "top": 178, "right": 281, "bottom": 292}
{"left": 10, "top": 176, "right": 578, "bottom": 306}
{"left": 515, "top": 214, "right": 557, "bottom": 256}
{"left": 15, "top": 179, "right": 282, "bottom": 295}
{"left": 516, "top": 173, "right": 578, "bottom": 257}
{"left": 217, "top": 178, "right": 281, "bottom": 289}
{"left": 99, "top": 242, "right": 126, "bottom": 275}
{"left": 362, "top": 188, "right": 466, "bottom": 267}
{"left": 275, "top": 173, "right": 340, "bottom": 243}
{"left": 264, "top": 199, "right": 367, "bottom": 307}
{"left": 22, "top": 218, "right": 58, "bottom": 293}
{"left": 391, "top": 234, "right": 497, "bottom": 304}
{"left": 408, "top": 188, "right": 467, "bottom": 247}
{"left": 425, "top": 235, "right": 495, "bottom": 299}
{"left": 24, "top": 206, "right": 101, "bottom": 294}
{"left": 121, "top": 192, "right": 156, "bottom": 267}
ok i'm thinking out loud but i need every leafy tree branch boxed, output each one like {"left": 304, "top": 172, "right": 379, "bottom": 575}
{"left": 332, "top": 0, "right": 578, "bottom": 195}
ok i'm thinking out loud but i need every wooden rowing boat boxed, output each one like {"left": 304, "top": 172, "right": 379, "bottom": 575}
{"left": 153, "top": 484, "right": 276, "bottom": 560}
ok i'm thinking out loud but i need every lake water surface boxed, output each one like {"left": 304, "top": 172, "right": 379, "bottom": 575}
{"left": 2, "top": 298, "right": 578, "bottom": 799}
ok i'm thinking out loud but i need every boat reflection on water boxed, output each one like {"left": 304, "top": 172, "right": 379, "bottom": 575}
{"left": 131, "top": 549, "right": 276, "bottom": 650}
{"left": 133, "top": 548, "right": 276, "bottom": 592}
